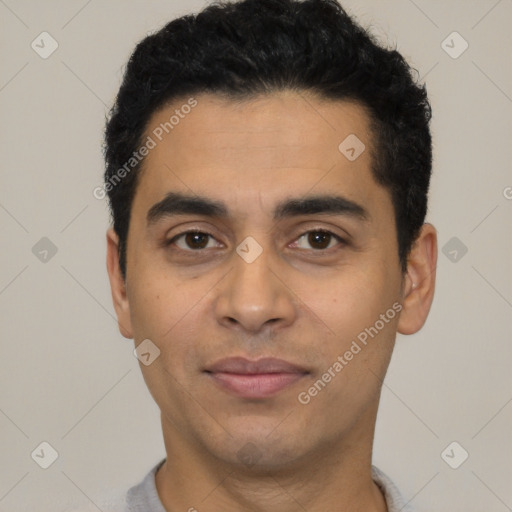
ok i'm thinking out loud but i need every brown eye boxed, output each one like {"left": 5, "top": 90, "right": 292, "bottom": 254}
{"left": 171, "top": 232, "right": 219, "bottom": 250}
{"left": 308, "top": 231, "right": 331, "bottom": 249}
{"left": 295, "top": 230, "right": 343, "bottom": 250}
{"left": 185, "top": 233, "right": 209, "bottom": 249}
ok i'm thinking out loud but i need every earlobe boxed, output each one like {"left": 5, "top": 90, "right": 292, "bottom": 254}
{"left": 106, "top": 228, "right": 133, "bottom": 339}
{"left": 397, "top": 223, "right": 438, "bottom": 335}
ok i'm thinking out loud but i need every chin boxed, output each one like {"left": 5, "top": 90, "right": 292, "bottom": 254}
{"left": 207, "top": 427, "right": 308, "bottom": 471}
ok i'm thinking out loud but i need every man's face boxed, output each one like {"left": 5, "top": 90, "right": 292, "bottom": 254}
{"left": 113, "top": 92, "right": 408, "bottom": 468}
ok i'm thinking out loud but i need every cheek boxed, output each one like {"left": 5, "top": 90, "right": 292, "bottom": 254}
{"left": 127, "top": 273, "right": 212, "bottom": 371}
{"left": 306, "top": 269, "right": 376, "bottom": 326}
{"left": 127, "top": 272, "right": 194, "bottom": 340}
{"left": 299, "top": 270, "right": 399, "bottom": 416}
{"left": 305, "top": 265, "right": 400, "bottom": 351}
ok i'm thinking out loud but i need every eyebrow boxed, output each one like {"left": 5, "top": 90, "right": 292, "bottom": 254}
{"left": 146, "top": 192, "right": 370, "bottom": 226}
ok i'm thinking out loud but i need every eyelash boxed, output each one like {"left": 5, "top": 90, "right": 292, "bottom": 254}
{"left": 166, "top": 229, "right": 347, "bottom": 253}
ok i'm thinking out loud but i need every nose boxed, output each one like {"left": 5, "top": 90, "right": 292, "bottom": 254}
{"left": 214, "top": 242, "right": 297, "bottom": 334}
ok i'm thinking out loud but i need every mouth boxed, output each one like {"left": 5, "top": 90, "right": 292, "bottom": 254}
{"left": 204, "top": 357, "right": 309, "bottom": 399}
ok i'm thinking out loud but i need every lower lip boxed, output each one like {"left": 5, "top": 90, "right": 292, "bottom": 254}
{"left": 208, "top": 372, "right": 305, "bottom": 399}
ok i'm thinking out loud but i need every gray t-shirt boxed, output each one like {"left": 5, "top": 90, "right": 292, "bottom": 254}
{"left": 68, "top": 459, "right": 412, "bottom": 511}
{"left": 124, "top": 459, "right": 413, "bottom": 512}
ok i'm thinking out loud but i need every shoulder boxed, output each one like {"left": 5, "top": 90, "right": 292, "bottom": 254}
{"left": 62, "top": 459, "right": 165, "bottom": 512}
{"left": 372, "top": 465, "right": 413, "bottom": 512}
{"left": 62, "top": 487, "right": 128, "bottom": 512}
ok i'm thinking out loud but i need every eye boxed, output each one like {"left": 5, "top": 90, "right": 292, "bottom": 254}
{"left": 166, "top": 229, "right": 345, "bottom": 253}
{"left": 169, "top": 231, "right": 221, "bottom": 251}
{"left": 293, "top": 230, "right": 345, "bottom": 251}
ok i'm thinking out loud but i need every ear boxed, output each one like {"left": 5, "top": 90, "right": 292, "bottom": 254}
{"left": 106, "top": 228, "right": 133, "bottom": 339}
{"left": 397, "top": 223, "right": 437, "bottom": 335}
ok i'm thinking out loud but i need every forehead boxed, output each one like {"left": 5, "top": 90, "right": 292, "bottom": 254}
{"left": 132, "top": 91, "right": 389, "bottom": 221}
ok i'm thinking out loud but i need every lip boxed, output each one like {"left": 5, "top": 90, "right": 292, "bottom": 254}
{"left": 205, "top": 357, "right": 308, "bottom": 399}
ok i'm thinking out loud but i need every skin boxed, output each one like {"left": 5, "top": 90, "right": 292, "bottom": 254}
{"left": 106, "top": 91, "right": 437, "bottom": 512}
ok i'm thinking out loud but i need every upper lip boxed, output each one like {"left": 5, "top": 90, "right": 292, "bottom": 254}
{"left": 205, "top": 357, "right": 308, "bottom": 375}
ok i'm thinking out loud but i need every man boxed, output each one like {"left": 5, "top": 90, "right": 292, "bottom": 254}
{"left": 97, "top": 0, "right": 437, "bottom": 510}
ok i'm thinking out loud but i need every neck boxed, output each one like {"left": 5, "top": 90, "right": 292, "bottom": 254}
{"left": 155, "top": 400, "right": 387, "bottom": 512}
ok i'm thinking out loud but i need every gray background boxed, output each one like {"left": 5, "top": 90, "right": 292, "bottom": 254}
{"left": 1, "top": 0, "right": 511, "bottom": 510}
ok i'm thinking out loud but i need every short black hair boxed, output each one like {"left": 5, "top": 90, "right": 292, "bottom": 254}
{"left": 104, "top": 0, "right": 432, "bottom": 278}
